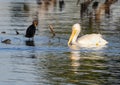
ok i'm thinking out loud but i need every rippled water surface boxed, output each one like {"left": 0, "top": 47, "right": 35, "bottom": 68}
{"left": 0, "top": 0, "right": 120, "bottom": 85}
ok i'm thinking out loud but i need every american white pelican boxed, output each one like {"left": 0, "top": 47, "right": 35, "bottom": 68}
{"left": 68, "top": 23, "right": 108, "bottom": 49}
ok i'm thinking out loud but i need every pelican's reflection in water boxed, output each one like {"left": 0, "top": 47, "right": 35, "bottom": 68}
{"left": 25, "top": 40, "right": 35, "bottom": 46}
{"left": 70, "top": 51, "right": 81, "bottom": 74}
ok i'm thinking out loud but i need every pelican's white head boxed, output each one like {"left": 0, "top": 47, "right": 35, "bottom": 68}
{"left": 68, "top": 23, "right": 81, "bottom": 47}
{"left": 72, "top": 23, "right": 81, "bottom": 32}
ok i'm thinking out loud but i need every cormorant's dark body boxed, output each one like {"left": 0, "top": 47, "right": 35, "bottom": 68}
{"left": 25, "top": 20, "right": 38, "bottom": 40}
{"left": 25, "top": 24, "right": 36, "bottom": 38}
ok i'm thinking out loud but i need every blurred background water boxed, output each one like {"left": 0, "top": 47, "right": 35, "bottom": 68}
{"left": 0, "top": 0, "right": 120, "bottom": 85}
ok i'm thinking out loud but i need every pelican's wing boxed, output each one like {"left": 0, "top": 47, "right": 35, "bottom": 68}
{"left": 77, "top": 34, "right": 103, "bottom": 46}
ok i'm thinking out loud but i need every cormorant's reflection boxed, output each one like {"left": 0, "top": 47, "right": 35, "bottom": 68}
{"left": 29, "top": 54, "right": 37, "bottom": 58}
{"left": 25, "top": 40, "right": 35, "bottom": 46}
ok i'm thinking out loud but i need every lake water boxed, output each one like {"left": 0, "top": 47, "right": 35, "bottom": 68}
{"left": 0, "top": 0, "right": 120, "bottom": 85}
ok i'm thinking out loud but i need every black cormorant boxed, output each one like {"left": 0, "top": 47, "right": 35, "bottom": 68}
{"left": 25, "top": 20, "right": 38, "bottom": 40}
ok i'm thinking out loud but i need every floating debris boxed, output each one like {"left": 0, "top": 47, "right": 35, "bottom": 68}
{"left": 49, "top": 24, "right": 56, "bottom": 37}
{"left": 1, "top": 39, "right": 11, "bottom": 44}
{"left": 1, "top": 31, "right": 6, "bottom": 34}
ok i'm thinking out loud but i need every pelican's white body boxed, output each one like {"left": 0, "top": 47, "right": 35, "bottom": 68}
{"left": 77, "top": 34, "right": 108, "bottom": 47}
{"left": 68, "top": 23, "right": 108, "bottom": 49}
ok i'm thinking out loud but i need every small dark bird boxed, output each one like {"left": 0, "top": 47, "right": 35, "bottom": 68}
{"left": 16, "top": 30, "right": 19, "bottom": 35}
{"left": 25, "top": 20, "right": 38, "bottom": 40}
